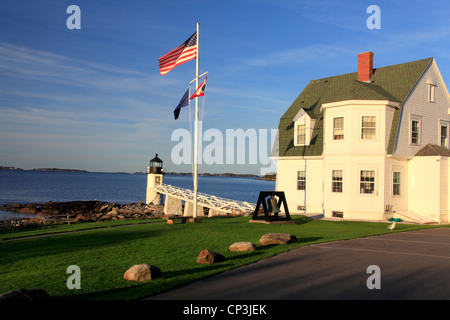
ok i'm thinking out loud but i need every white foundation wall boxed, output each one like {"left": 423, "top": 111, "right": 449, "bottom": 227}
{"left": 276, "top": 158, "right": 323, "bottom": 215}
{"left": 277, "top": 155, "right": 388, "bottom": 220}
{"left": 441, "top": 158, "right": 449, "bottom": 223}
{"left": 447, "top": 159, "right": 450, "bottom": 223}
{"left": 323, "top": 155, "right": 386, "bottom": 220}
{"left": 277, "top": 155, "right": 450, "bottom": 222}
{"left": 408, "top": 156, "right": 443, "bottom": 222}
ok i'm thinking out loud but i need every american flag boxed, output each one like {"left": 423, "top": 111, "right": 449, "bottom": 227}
{"left": 158, "top": 32, "right": 197, "bottom": 76}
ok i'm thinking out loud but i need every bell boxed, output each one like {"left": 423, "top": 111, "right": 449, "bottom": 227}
{"left": 268, "top": 195, "right": 280, "bottom": 213}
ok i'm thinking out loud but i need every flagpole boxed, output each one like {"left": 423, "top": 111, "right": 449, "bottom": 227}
{"left": 193, "top": 22, "right": 200, "bottom": 219}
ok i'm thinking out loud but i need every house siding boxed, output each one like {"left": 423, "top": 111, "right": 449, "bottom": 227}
{"left": 395, "top": 61, "right": 450, "bottom": 156}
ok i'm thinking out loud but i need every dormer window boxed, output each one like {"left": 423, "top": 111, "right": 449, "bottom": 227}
{"left": 296, "top": 124, "right": 306, "bottom": 145}
{"left": 293, "top": 108, "right": 315, "bottom": 146}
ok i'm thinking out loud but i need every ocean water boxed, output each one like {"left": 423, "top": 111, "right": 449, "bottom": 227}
{"left": 0, "top": 170, "right": 275, "bottom": 220}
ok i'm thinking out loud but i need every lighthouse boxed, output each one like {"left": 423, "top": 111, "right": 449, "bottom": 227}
{"left": 146, "top": 153, "right": 163, "bottom": 205}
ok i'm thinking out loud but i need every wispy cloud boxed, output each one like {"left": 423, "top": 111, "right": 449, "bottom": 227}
{"left": 0, "top": 41, "right": 183, "bottom": 94}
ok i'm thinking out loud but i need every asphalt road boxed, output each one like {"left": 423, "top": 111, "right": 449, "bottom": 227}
{"left": 147, "top": 228, "right": 450, "bottom": 300}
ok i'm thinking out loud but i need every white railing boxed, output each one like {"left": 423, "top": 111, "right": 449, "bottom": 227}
{"left": 153, "top": 183, "right": 256, "bottom": 214}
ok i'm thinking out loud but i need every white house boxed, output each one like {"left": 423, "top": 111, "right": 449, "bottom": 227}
{"left": 274, "top": 52, "right": 450, "bottom": 224}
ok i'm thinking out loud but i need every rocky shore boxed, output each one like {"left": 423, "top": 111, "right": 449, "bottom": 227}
{"left": 0, "top": 200, "right": 164, "bottom": 228}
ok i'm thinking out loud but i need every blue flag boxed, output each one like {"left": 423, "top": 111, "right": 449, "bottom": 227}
{"left": 174, "top": 88, "right": 190, "bottom": 120}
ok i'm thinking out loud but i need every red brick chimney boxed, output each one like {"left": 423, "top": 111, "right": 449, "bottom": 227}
{"left": 358, "top": 52, "right": 374, "bottom": 82}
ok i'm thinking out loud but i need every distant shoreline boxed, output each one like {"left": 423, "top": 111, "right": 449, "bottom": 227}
{"left": 0, "top": 167, "right": 88, "bottom": 172}
{"left": 164, "top": 172, "right": 261, "bottom": 178}
{"left": 0, "top": 167, "right": 275, "bottom": 179}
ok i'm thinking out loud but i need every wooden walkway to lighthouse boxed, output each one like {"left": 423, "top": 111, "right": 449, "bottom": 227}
{"left": 153, "top": 183, "right": 256, "bottom": 216}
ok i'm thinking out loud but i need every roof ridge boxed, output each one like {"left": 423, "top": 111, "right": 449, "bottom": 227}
{"left": 310, "top": 57, "right": 434, "bottom": 83}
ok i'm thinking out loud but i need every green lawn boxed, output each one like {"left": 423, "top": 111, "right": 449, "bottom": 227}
{"left": 0, "top": 216, "right": 445, "bottom": 300}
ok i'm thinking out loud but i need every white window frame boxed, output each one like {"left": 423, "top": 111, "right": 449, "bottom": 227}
{"left": 439, "top": 120, "right": 449, "bottom": 148}
{"left": 333, "top": 117, "right": 344, "bottom": 140}
{"left": 359, "top": 169, "right": 376, "bottom": 195}
{"left": 392, "top": 171, "right": 401, "bottom": 196}
{"left": 331, "top": 170, "right": 343, "bottom": 193}
{"left": 295, "top": 124, "right": 306, "bottom": 146}
{"left": 297, "top": 170, "right": 306, "bottom": 191}
{"left": 361, "top": 116, "right": 376, "bottom": 140}
{"left": 410, "top": 114, "right": 422, "bottom": 146}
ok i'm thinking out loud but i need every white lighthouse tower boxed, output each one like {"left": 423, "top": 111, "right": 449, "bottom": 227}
{"left": 146, "top": 153, "right": 164, "bottom": 205}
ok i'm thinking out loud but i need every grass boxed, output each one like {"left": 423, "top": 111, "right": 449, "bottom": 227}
{"left": 0, "top": 216, "right": 445, "bottom": 300}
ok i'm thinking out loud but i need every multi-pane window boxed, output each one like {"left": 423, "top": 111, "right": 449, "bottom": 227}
{"left": 297, "top": 171, "right": 306, "bottom": 190}
{"left": 297, "top": 124, "right": 306, "bottom": 145}
{"left": 333, "top": 117, "right": 344, "bottom": 140}
{"left": 360, "top": 170, "right": 375, "bottom": 194}
{"left": 411, "top": 120, "right": 420, "bottom": 144}
{"left": 393, "top": 172, "right": 401, "bottom": 196}
{"left": 332, "top": 170, "right": 343, "bottom": 193}
{"left": 361, "top": 116, "right": 376, "bottom": 140}
{"left": 441, "top": 125, "right": 448, "bottom": 147}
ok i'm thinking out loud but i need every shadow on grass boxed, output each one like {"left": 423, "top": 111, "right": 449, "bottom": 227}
{"left": 162, "top": 262, "right": 235, "bottom": 278}
{"left": 54, "top": 282, "right": 148, "bottom": 300}
{"left": 291, "top": 216, "right": 314, "bottom": 225}
{"left": 0, "top": 227, "right": 172, "bottom": 264}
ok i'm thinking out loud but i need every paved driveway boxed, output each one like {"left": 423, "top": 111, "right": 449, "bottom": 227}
{"left": 148, "top": 228, "right": 450, "bottom": 300}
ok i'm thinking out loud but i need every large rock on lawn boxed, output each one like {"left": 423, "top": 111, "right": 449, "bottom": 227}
{"left": 197, "top": 249, "right": 225, "bottom": 264}
{"left": 123, "top": 264, "right": 161, "bottom": 282}
{"left": 229, "top": 241, "right": 256, "bottom": 252}
{"left": 259, "top": 233, "right": 297, "bottom": 246}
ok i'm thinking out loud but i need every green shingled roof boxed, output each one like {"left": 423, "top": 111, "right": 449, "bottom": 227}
{"left": 278, "top": 57, "right": 433, "bottom": 157}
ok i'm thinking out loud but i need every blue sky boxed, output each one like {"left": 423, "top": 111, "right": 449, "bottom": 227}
{"left": 1, "top": 0, "right": 450, "bottom": 174}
